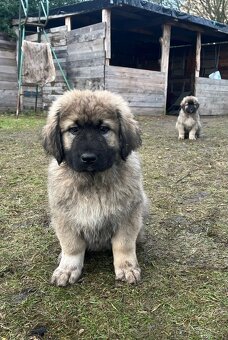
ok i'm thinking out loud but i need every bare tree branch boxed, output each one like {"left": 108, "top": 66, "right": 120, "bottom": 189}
{"left": 152, "top": 0, "right": 228, "bottom": 23}
{"left": 181, "top": 0, "right": 228, "bottom": 23}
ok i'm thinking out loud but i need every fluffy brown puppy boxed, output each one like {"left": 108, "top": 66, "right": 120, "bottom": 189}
{"left": 176, "top": 96, "right": 201, "bottom": 140}
{"left": 42, "top": 90, "right": 147, "bottom": 286}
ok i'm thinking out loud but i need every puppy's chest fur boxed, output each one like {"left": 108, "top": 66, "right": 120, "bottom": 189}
{"left": 48, "top": 157, "right": 142, "bottom": 249}
{"left": 66, "top": 184, "right": 127, "bottom": 227}
{"left": 182, "top": 115, "right": 197, "bottom": 129}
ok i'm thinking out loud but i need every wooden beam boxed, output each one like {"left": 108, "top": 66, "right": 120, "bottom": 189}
{"left": 12, "top": 12, "right": 76, "bottom": 25}
{"left": 170, "top": 21, "right": 205, "bottom": 34}
{"left": 195, "top": 32, "right": 201, "bottom": 78}
{"left": 65, "top": 17, "right": 72, "bottom": 32}
{"left": 160, "top": 24, "right": 171, "bottom": 114}
{"left": 161, "top": 25, "right": 171, "bottom": 75}
{"left": 102, "top": 9, "right": 111, "bottom": 65}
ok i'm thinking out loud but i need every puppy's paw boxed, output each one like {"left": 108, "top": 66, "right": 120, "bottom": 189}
{"left": 51, "top": 266, "right": 82, "bottom": 286}
{"left": 178, "top": 135, "right": 184, "bottom": 140}
{"left": 189, "top": 135, "right": 196, "bottom": 140}
{"left": 115, "top": 262, "right": 141, "bottom": 284}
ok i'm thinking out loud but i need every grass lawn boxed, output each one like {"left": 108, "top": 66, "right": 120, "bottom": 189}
{"left": 1, "top": 113, "right": 228, "bottom": 339}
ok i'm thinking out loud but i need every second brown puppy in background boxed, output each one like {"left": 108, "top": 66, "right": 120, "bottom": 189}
{"left": 176, "top": 96, "right": 201, "bottom": 140}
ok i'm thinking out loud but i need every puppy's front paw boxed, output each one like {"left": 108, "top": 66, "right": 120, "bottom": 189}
{"left": 178, "top": 135, "right": 184, "bottom": 140}
{"left": 51, "top": 265, "right": 82, "bottom": 286}
{"left": 115, "top": 262, "right": 141, "bottom": 284}
{"left": 189, "top": 135, "right": 196, "bottom": 140}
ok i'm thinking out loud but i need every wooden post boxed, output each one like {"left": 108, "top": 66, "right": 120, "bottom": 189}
{"left": 102, "top": 9, "right": 111, "bottom": 65}
{"left": 195, "top": 32, "right": 201, "bottom": 78}
{"left": 160, "top": 24, "right": 171, "bottom": 114}
{"left": 65, "top": 16, "right": 72, "bottom": 32}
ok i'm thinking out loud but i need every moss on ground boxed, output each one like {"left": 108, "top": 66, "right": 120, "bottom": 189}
{"left": 0, "top": 114, "right": 228, "bottom": 339}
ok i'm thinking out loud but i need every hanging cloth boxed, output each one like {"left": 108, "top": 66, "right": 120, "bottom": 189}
{"left": 22, "top": 40, "right": 56, "bottom": 86}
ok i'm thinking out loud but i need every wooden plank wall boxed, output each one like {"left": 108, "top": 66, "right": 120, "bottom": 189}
{"left": 195, "top": 77, "right": 228, "bottom": 115}
{"left": 105, "top": 66, "right": 166, "bottom": 115}
{"left": 66, "top": 22, "right": 105, "bottom": 90}
{"left": 43, "top": 26, "right": 69, "bottom": 108}
{"left": 0, "top": 33, "right": 17, "bottom": 112}
{"left": 21, "top": 23, "right": 106, "bottom": 109}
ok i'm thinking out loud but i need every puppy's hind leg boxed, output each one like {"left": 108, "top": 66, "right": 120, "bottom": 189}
{"left": 196, "top": 127, "right": 201, "bottom": 138}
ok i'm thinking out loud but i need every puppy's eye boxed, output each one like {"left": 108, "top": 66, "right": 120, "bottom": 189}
{"left": 68, "top": 126, "right": 80, "bottom": 135}
{"left": 99, "top": 125, "right": 110, "bottom": 134}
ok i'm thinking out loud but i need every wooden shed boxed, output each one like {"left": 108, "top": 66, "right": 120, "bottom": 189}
{"left": 11, "top": 0, "right": 228, "bottom": 115}
{"left": 0, "top": 33, "right": 17, "bottom": 111}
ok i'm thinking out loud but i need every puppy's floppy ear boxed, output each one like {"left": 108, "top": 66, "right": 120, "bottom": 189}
{"left": 42, "top": 111, "right": 64, "bottom": 165}
{"left": 117, "top": 110, "right": 142, "bottom": 160}
{"left": 180, "top": 98, "right": 186, "bottom": 109}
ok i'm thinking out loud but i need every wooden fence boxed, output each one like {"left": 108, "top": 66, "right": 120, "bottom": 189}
{"left": 0, "top": 33, "right": 17, "bottom": 111}
{"left": 195, "top": 77, "right": 228, "bottom": 115}
{"left": 67, "top": 22, "right": 105, "bottom": 91}
{"left": 105, "top": 66, "right": 166, "bottom": 115}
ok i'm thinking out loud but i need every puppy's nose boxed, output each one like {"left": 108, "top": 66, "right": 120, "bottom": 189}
{"left": 81, "top": 153, "right": 97, "bottom": 164}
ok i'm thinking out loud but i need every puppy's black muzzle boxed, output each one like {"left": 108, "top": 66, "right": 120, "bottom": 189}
{"left": 186, "top": 104, "right": 197, "bottom": 114}
{"left": 64, "top": 127, "right": 117, "bottom": 173}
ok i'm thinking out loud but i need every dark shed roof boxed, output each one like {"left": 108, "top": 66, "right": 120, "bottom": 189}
{"left": 47, "top": 0, "right": 228, "bottom": 35}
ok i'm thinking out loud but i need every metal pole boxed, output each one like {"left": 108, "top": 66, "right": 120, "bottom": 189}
{"left": 35, "top": 27, "right": 42, "bottom": 113}
{"left": 16, "top": 4, "right": 24, "bottom": 117}
{"left": 16, "top": 0, "right": 29, "bottom": 117}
